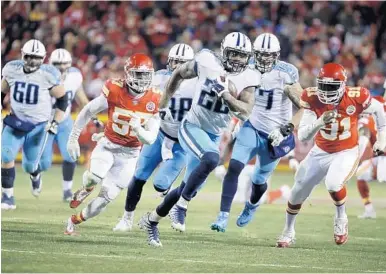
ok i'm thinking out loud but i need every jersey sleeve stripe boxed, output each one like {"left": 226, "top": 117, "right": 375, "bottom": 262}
{"left": 102, "top": 86, "right": 110, "bottom": 97}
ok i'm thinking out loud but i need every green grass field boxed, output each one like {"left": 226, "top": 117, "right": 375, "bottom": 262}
{"left": 2, "top": 165, "right": 386, "bottom": 273}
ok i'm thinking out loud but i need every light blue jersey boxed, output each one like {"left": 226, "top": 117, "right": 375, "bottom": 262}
{"left": 61, "top": 67, "right": 83, "bottom": 119}
{"left": 2, "top": 60, "right": 61, "bottom": 124}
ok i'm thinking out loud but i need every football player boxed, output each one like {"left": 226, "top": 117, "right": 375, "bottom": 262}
{"left": 355, "top": 95, "right": 386, "bottom": 219}
{"left": 39, "top": 48, "right": 99, "bottom": 201}
{"left": 211, "top": 33, "right": 304, "bottom": 232}
{"left": 276, "top": 63, "right": 386, "bottom": 247}
{"left": 1, "top": 39, "right": 67, "bottom": 210}
{"left": 113, "top": 43, "right": 196, "bottom": 232}
{"left": 138, "top": 32, "right": 261, "bottom": 247}
{"left": 64, "top": 54, "right": 161, "bottom": 235}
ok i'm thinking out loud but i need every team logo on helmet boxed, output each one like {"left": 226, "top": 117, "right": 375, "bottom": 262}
{"left": 346, "top": 105, "right": 356, "bottom": 115}
{"left": 146, "top": 102, "right": 156, "bottom": 112}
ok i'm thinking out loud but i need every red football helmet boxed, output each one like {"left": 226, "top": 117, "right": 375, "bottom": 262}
{"left": 316, "top": 63, "right": 347, "bottom": 104}
{"left": 124, "top": 53, "right": 154, "bottom": 93}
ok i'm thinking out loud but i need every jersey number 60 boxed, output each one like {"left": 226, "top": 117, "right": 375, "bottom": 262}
{"left": 13, "top": 81, "right": 39, "bottom": 105}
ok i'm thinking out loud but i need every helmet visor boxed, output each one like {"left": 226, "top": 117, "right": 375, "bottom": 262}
{"left": 316, "top": 78, "right": 345, "bottom": 104}
{"left": 23, "top": 54, "right": 44, "bottom": 72}
{"left": 254, "top": 51, "right": 279, "bottom": 73}
{"left": 223, "top": 48, "right": 250, "bottom": 73}
{"left": 125, "top": 69, "right": 153, "bottom": 93}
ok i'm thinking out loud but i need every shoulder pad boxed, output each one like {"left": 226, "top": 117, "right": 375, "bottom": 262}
{"left": 110, "top": 78, "right": 125, "bottom": 87}
{"left": 274, "top": 61, "right": 299, "bottom": 83}
{"left": 68, "top": 67, "right": 81, "bottom": 74}
{"left": 155, "top": 69, "right": 171, "bottom": 76}
{"left": 195, "top": 49, "right": 223, "bottom": 68}
{"left": 2, "top": 60, "right": 24, "bottom": 77}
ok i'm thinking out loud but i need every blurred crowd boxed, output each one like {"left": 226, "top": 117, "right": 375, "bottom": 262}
{"left": 2, "top": 1, "right": 386, "bottom": 103}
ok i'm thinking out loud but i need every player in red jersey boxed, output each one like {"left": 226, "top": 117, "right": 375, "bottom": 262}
{"left": 276, "top": 63, "right": 386, "bottom": 247}
{"left": 64, "top": 54, "right": 161, "bottom": 235}
{"left": 356, "top": 95, "right": 386, "bottom": 219}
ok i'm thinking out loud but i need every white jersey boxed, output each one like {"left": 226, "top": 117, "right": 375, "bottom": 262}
{"left": 249, "top": 60, "right": 299, "bottom": 134}
{"left": 61, "top": 67, "right": 83, "bottom": 119}
{"left": 153, "top": 69, "right": 196, "bottom": 139}
{"left": 2, "top": 60, "right": 61, "bottom": 124}
{"left": 186, "top": 49, "right": 261, "bottom": 135}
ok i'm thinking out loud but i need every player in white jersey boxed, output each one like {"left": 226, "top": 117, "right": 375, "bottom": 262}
{"left": 137, "top": 32, "right": 261, "bottom": 247}
{"left": 113, "top": 43, "right": 196, "bottom": 232}
{"left": 38, "top": 49, "right": 96, "bottom": 201}
{"left": 211, "top": 33, "right": 304, "bottom": 232}
{"left": 1, "top": 39, "right": 68, "bottom": 210}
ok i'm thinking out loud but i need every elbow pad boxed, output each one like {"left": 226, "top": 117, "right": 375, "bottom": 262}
{"left": 55, "top": 93, "right": 69, "bottom": 111}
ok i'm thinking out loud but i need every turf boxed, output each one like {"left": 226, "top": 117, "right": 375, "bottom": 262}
{"left": 2, "top": 165, "right": 386, "bottom": 273}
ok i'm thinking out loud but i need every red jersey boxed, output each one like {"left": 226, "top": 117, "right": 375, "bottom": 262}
{"left": 102, "top": 79, "right": 161, "bottom": 147}
{"left": 358, "top": 96, "right": 386, "bottom": 146}
{"left": 300, "top": 86, "right": 371, "bottom": 153}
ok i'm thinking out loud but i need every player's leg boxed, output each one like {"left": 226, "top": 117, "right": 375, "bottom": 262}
{"left": 1, "top": 126, "right": 25, "bottom": 210}
{"left": 236, "top": 135, "right": 281, "bottom": 228}
{"left": 325, "top": 147, "right": 360, "bottom": 245}
{"left": 21, "top": 123, "right": 48, "bottom": 197}
{"left": 356, "top": 159, "right": 377, "bottom": 219}
{"left": 114, "top": 133, "right": 162, "bottom": 232}
{"left": 56, "top": 118, "right": 77, "bottom": 201}
{"left": 66, "top": 155, "right": 138, "bottom": 235}
{"left": 277, "top": 147, "right": 327, "bottom": 248}
{"left": 211, "top": 122, "right": 258, "bottom": 232}
{"left": 69, "top": 140, "right": 114, "bottom": 208}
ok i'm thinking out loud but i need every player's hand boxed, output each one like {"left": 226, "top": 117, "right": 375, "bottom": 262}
{"left": 373, "top": 130, "right": 386, "bottom": 156}
{"left": 321, "top": 110, "right": 338, "bottom": 125}
{"left": 129, "top": 115, "right": 142, "bottom": 132}
{"left": 268, "top": 128, "right": 285, "bottom": 147}
{"left": 91, "top": 132, "right": 105, "bottom": 142}
{"left": 67, "top": 138, "right": 80, "bottom": 161}
{"left": 159, "top": 108, "right": 174, "bottom": 122}
{"left": 91, "top": 117, "right": 103, "bottom": 128}
{"left": 289, "top": 158, "right": 300, "bottom": 171}
{"left": 213, "top": 75, "right": 230, "bottom": 98}
{"left": 45, "top": 120, "right": 59, "bottom": 135}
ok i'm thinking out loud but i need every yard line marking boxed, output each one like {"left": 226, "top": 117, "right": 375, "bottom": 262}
{"left": 1, "top": 248, "right": 354, "bottom": 271}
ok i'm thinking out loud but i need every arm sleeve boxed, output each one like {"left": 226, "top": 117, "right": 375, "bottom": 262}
{"left": 362, "top": 98, "right": 386, "bottom": 132}
{"left": 297, "top": 109, "right": 324, "bottom": 141}
{"left": 70, "top": 95, "right": 108, "bottom": 139}
{"left": 135, "top": 115, "right": 161, "bottom": 145}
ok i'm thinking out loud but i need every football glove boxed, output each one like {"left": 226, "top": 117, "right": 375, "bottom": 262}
{"left": 67, "top": 138, "right": 80, "bottom": 161}
{"left": 45, "top": 120, "right": 59, "bottom": 135}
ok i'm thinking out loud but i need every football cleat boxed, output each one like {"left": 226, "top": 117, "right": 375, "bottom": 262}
{"left": 334, "top": 217, "right": 348, "bottom": 245}
{"left": 30, "top": 174, "right": 43, "bottom": 197}
{"left": 113, "top": 215, "right": 134, "bottom": 232}
{"left": 159, "top": 188, "right": 170, "bottom": 198}
{"left": 1, "top": 193, "right": 16, "bottom": 210}
{"left": 276, "top": 230, "right": 296, "bottom": 248}
{"left": 210, "top": 211, "right": 229, "bottom": 232}
{"left": 64, "top": 216, "right": 78, "bottom": 236}
{"left": 62, "top": 190, "right": 73, "bottom": 202}
{"left": 358, "top": 210, "right": 376, "bottom": 219}
{"left": 138, "top": 212, "right": 162, "bottom": 247}
{"left": 169, "top": 205, "right": 186, "bottom": 232}
{"left": 236, "top": 201, "right": 259, "bottom": 227}
{"left": 69, "top": 187, "right": 94, "bottom": 209}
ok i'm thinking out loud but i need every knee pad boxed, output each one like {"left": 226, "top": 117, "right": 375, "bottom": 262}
{"left": 153, "top": 184, "right": 168, "bottom": 193}
{"left": 22, "top": 161, "right": 37, "bottom": 174}
{"left": 325, "top": 181, "right": 343, "bottom": 193}
{"left": 83, "top": 170, "right": 103, "bottom": 188}
{"left": 1, "top": 147, "right": 15, "bottom": 164}
{"left": 99, "top": 184, "right": 121, "bottom": 202}
{"left": 201, "top": 152, "right": 220, "bottom": 173}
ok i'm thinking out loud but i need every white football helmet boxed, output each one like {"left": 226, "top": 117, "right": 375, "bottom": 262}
{"left": 167, "top": 43, "right": 194, "bottom": 71}
{"left": 49, "top": 48, "right": 72, "bottom": 72}
{"left": 220, "top": 32, "right": 252, "bottom": 73}
{"left": 253, "top": 33, "right": 280, "bottom": 73}
{"left": 21, "top": 39, "right": 46, "bottom": 72}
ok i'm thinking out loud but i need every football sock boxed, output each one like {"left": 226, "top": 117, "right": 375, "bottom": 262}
{"left": 30, "top": 168, "right": 41, "bottom": 180}
{"left": 285, "top": 202, "right": 302, "bottom": 231}
{"left": 62, "top": 161, "right": 76, "bottom": 182}
{"left": 357, "top": 179, "right": 370, "bottom": 205}
{"left": 156, "top": 181, "right": 185, "bottom": 217}
{"left": 330, "top": 186, "right": 347, "bottom": 219}
{"left": 125, "top": 177, "right": 147, "bottom": 212}
{"left": 149, "top": 210, "right": 162, "bottom": 222}
{"left": 123, "top": 210, "right": 134, "bottom": 220}
{"left": 181, "top": 152, "right": 219, "bottom": 201}
{"left": 250, "top": 182, "right": 268, "bottom": 205}
{"left": 62, "top": 181, "right": 73, "bottom": 192}
{"left": 81, "top": 196, "right": 109, "bottom": 220}
{"left": 220, "top": 159, "right": 245, "bottom": 212}
{"left": 1, "top": 167, "right": 15, "bottom": 197}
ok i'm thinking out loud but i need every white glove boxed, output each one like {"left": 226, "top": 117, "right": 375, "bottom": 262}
{"left": 45, "top": 120, "right": 59, "bottom": 135}
{"left": 268, "top": 128, "right": 285, "bottom": 147}
{"left": 129, "top": 114, "right": 142, "bottom": 133}
{"left": 373, "top": 128, "right": 386, "bottom": 155}
{"left": 214, "top": 75, "right": 229, "bottom": 98}
{"left": 159, "top": 108, "right": 174, "bottom": 122}
{"left": 91, "top": 132, "right": 105, "bottom": 142}
{"left": 289, "top": 158, "right": 300, "bottom": 171}
{"left": 320, "top": 110, "right": 339, "bottom": 125}
{"left": 67, "top": 137, "right": 80, "bottom": 161}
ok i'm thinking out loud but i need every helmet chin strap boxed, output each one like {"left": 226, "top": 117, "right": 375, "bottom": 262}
{"left": 127, "top": 85, "right": 145, "bottom": 98}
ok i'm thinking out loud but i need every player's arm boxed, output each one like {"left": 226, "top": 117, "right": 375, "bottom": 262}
{"left": 222, "top": 85, "right": 254, "bottom": 121}
{"left": 362, "top": 98, "right": 386, "bottom": 153}
{"left": 130, "top": 114, "right": 161, "bottom": 145}
{"left": 74, "top": 86, "right": 103, "bottom": 128}
{"left": 1, "top": 78, "right": 10, "bottom": 107}
{"left": 284, "top": 82, "right": 303, "bottom": 109}
{"left": 48, "top": 85, "right": 68, "bottom": 134}
{"left": 358, "top": 124, "right": 371, "bottom": 158}
{"left": 160, "top": 60, "right": 197, "bottom": 108}
{"left": 297, "top": 109, "right": 337, "bottom": 142}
